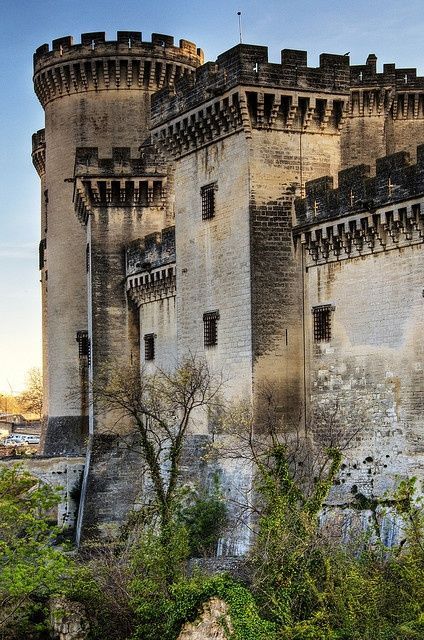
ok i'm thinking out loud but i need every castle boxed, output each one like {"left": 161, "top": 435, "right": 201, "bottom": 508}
{"left": 32, "top": 31, "right": 424, "bottom": 547}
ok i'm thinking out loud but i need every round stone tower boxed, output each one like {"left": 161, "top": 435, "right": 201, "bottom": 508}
{"left": 32, "top": 31, "right": 203, "bottom": 456}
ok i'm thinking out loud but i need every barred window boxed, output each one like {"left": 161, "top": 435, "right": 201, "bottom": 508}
{"left": 201, "top": 183, "right": 217, "bottom": 220}
{"left": 76, "top": 331, "right": 91, "bottom": 364}
{"left": 203, "top": 310, "right": 220, "bottom": 347}
{"left": 144, "top": 333, "right": 155, "bottom": 361}
{"left": 312, "top": 305, "right": 334, "bottom": 342}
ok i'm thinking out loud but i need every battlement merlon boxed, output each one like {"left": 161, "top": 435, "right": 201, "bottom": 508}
{"left": 33, "top": 32, "right": 204, "bottom": 108}
{"left": 74, "top": 146, "right": 167, "bottom": 178}
{"left": 151, "top": 44, "right": 351, "bottom": 126}
{"left": 350, "top": 53, "right": 424, "bottom": 89}
{"left": 74, "top": 147, "right": 168, "bottom": 225}
{"left": 31, "top": 128, "right": 46, "bottom": 178}
{"left": 294, "top": 145, "right": 424, "bottom": 227}
{"left": 125, "top": 227, "right": 177, "bottom": 306}
{"left": 126, "top": 226, "right": 176, "bottom": 277}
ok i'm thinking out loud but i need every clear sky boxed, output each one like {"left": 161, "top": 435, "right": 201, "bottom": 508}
{"left": 1, "top": 0, "right": 423, "bottom": 392}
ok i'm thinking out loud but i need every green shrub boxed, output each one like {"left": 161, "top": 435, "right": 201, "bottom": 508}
{"left": 177, "top": 478, "right": 228, "bottom": 557}
{"left": 0, "top": 465, "right": 73, "bottom": 638}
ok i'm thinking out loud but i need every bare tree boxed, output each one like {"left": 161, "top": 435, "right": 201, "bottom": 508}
{"left": 207, "top": 383, "right": 365, "bottom": 536}
{"left": 18, "top": 368, "right": 43, "bottom": 419}
{"left": 92, "top": 355, "right": 224, "bottom": 529}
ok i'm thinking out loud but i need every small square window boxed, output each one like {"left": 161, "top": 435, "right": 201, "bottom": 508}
{"left": 203, "top": 310, "right": 220, "bottom": 347}
{"left": 144, "top": 333, "right": 155, "bottom": 360}
{"left": 312, "top": 305, "right": 334, "bottom": 342}
{"left": 201, "top": 183, "right": 217, "bottom": 220}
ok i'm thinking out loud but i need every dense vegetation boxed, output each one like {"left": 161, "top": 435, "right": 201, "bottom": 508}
{"left": 1, "top": 456, "right": 423, "bottom": 640}
{"left": 1, "top": 363, "right": 423, "bottom": 639}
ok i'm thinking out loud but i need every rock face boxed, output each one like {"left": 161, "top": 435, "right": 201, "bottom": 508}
{"left": 50, "top": 598, "right": 90, "bottom": 640}
{"left": 177, "top": 597, "right": 233, "bottom": 640}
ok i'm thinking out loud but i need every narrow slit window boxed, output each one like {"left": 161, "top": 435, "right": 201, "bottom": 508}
{"left": 201, "top": 183, "right": 217, "bottom": 220}
{"left": 39, "top": 238, "right": 46, "bottom": 270}
{"left": 144, "top": 333, "right": 155, "bottom": 361}
{"left": 203, "top": 310, "right": 220, "bottom": 347}
{"left": 312, "top": 305, "right": 334, "bottom": 342}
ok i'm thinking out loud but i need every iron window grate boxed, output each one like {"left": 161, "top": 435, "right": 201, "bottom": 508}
{"left": 203, "top": 310, "right": 220, "bottom": 347}
{"left": 312, "top": 305, "right": 334, "bottom": 342}
{"left": 76, "top": 331, "right": 91, "bottom": 364}
{"left": 201, "top": 183, "right": 217, "bottom": 220}
{"left": 144, "top": 333, "right": 155, "bottom": 361}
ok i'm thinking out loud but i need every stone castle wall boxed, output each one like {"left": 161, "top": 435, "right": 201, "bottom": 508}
{"left": 173, "top": 133, "right": 253, "bottom": 403}
{"left": 0, "top": 457, "right": 85, "bottom": 529}
{"left": 74, "top": 148, "right": 173, "bottom": 540}
{"left": 295, "top": 151, "right": 424, "bottom": 527}
{"left": 127, "top": 228, "right": 177, "bottom": 373}
{"left": 31, "top": 33, "right": 424, "bottom": 544}
{"left": 33, "top": 32, "right": 202, "bottom": 458}
{"left": 249, "top": 128, "right": 342, "bottom": 427}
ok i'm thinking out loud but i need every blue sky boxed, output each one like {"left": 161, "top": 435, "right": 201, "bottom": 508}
{"left": 1, "top": 0, "right": 424, "bottom": 392}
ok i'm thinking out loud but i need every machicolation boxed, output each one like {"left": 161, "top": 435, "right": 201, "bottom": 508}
{"left": 33, "top": 31, "right": 204, "bottom": 106}
{"left": 31, "top": 29, "right": 424, "bottom": 548}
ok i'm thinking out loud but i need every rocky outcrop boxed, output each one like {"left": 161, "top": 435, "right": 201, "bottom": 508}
{"left": 50, "top": 598, "right": 90, "bottom": 640}
{"left": 177, "top": 597, "right": 233, "bottom": 640}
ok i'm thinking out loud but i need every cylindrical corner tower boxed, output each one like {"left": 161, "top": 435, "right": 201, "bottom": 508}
{"left": 32, "top": 31, "right": 203, "bottom": 456}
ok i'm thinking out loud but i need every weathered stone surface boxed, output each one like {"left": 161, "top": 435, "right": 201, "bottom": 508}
{"left": 31, "top": 33, "right": 424, "bottom": 545}
{"left": 0, "top": 457, "right": 84, "bottom": 529}
{"left": 50, "top": 597, "right": 89, "bottom": 640}
{"left": 177, "top": 597, "right": 232, "bottom": 640}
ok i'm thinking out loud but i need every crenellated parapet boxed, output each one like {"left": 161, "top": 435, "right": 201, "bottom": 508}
{"left": 150, "top": 45, "right": 351, "bottom": 158}
{"left": 349, "top": 54, "right": 424, "bottom": 119}
{"left": 152, "top": 45, "right": 351, "bottom": 124}
{"left": 73, "top": 146, "right": 168, "bottom": 224}
{"left": 32, "top": 128, "right": 46, "bottom": 177}
{"left": 294, "top": 147, "right": 424, "bottom": 263}
{"left": 150, "top": 47, "right": 424, "bottom": 158}
{"left": 126, "top": 226, "right": 176, "bottom": 306}
{"left": 33, "top": 31, "right": 204, "bottom": 107}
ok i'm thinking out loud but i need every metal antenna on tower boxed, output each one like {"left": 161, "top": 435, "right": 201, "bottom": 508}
{"left": 237, "top": 11, "right": 243, "bottom": 44}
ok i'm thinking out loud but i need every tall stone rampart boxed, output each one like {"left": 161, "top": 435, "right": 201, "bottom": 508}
{"left": 32, "top": 31, "right": 202, "bottom": 458}
{"left": 74, "top": 146, "right": 172, "bottom": 540}
{"left": 293, "top": 150, "right": 424, "bottom": 539}
{"left": 32, "top": 129, "right": 49, "bottom": 434}
{"left": 151, "top": 43, "right": 351, "bottom": 437}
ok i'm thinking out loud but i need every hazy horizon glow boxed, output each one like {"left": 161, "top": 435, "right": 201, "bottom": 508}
{"left": 1, "top": 0, "right": 424, "bottom": 392}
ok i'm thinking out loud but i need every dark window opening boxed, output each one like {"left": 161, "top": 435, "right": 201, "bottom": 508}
{"left": 76, "top": 330, "right": 91, "bottom": 364}
{"left": 144, "top": 333, "right": 155, "bottom": 361}
{"left": 39, "top": 238, "right": 46, "bottom": 270}
{"left": 312, "top": 305, "right": 334, "bottom": 342}
{"left": 86, "top": 243, "right": 90, "bottom": 273}
{"left": 201, "top": 183, "right": 217, "bottom": 220}
{"left": 203, "top": 310, "right": 220, "bottom": 347}
{"left": 44, "top": 189, "right": 48, "bottom": 232}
